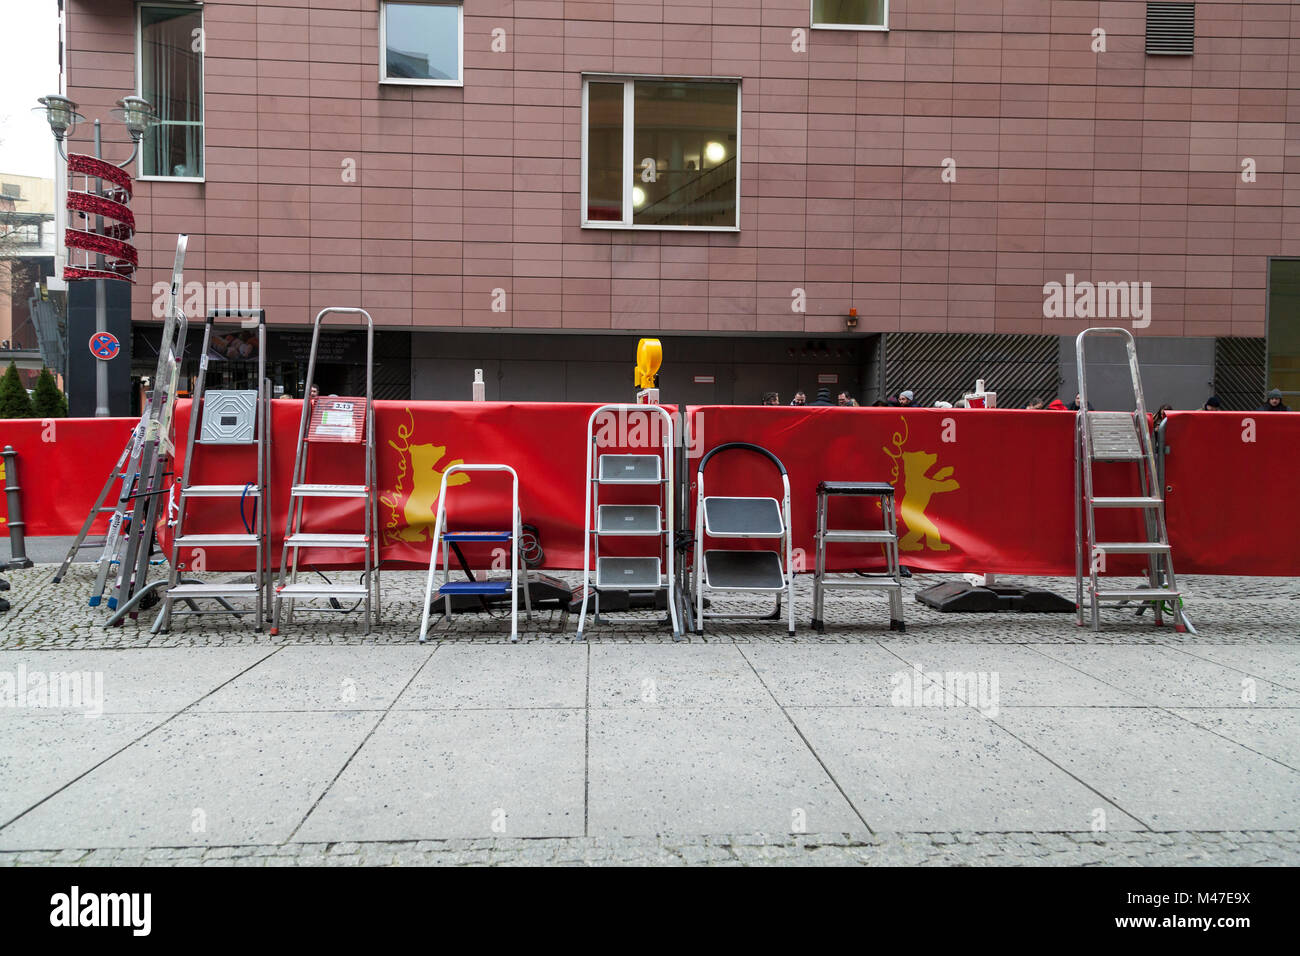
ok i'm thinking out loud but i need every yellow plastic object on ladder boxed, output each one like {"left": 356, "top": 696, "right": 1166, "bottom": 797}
{"left": 634, "top": 338, "right": 662, "bottom": 388}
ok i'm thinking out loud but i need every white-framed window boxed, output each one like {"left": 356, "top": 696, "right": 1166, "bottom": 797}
{"left": 380, "top": 1, "right": 464, "bottom": 86}
{"left": 136, "top": 2, "right": 204, "bottom": 180}
{"left": 811, "top": 0, "right": 889, "bottom": 31}
{"left": 582, "top": 76, "right": 740, "bottom": 231}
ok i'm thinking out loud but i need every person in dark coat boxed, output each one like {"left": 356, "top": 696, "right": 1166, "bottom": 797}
{"left": 1203, "top": 396, "right": 1222, "bottom": 410}
{"left": 1258, "top": 388, "right": 1290, "bottom": 412}
{"left": 812, "top": 387, "right": 833, "bottom": 406}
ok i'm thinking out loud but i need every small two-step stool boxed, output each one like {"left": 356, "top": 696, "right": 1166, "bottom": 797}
{"left": 811, "top": 481, "right": 904, "bottom": 633}
{"left": 693, "top": 442, "right": 796, "bottom": 636}
{"left": 418, "top": 464, "right": 532, "bottom": 643}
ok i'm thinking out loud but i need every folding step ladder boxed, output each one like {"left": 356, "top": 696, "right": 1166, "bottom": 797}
{"left": 576, "top": 404, "right": 681, "bottom": 640}
{"left": 1075, "top": 327, "right": 1190, "bottom": 632}
{"left": 693, "top": 442, "right": 796, "bottom": 635}
{"left": 419, "top": 464, "right": 531, "bottom": 643}
{"left": 58, "top": 234, "right": 188, "bottom": 606}
{"left": 811, "top": 481, "right": 905, "bottom": 633}
{"left": 156, "top": 309, "right": 271, "bottom": 632}
{"left": 272, "top": 307, "right": 380, "bottom": 634}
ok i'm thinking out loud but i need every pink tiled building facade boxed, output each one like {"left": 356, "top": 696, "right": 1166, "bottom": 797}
{"left": 62, "top": 0, "right": 1300, "bottom": 406}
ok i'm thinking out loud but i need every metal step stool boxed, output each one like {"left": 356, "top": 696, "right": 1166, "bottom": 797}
{"left": 811, "top": 481, "right": 904, "bottom": 633}
{"left": 692, "top": 442, "right": 796, "bottom": 636}
{"left": 419, "top": 464, "right": 532, "bottom": 643}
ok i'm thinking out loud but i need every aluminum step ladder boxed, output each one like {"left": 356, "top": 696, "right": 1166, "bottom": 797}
{"left": 59, "top": 234, "right": 188, "bottom": 609}
{"left": 576, "top": 403, "right": 681, "bottom": 640}
{"left": 156, "top": 309, "right": 271, "bottom": 632}
{"left": 272, "top": 307, "right": 380, "bottom": 634}
{"left": 693, "top": 442, "right": 796, "bottom": 636}
{"left": 811, "top": 481, "right": 905, "bottom": 633}
{"left": 419, "top": 464, "right": 531, "bottom": 643}
{"left": 1075, "top": 327, "right": 1191, "bottom": 633}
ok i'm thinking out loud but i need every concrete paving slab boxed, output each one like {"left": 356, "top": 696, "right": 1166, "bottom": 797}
{"left": 0, "top": 648, "right": 276, "bottom": 717}
{"left": 0, "top": 712, "right": 167, "bottom": 824}
{"left": 883, "top": 644, "right": 1149, "bottom": 707}
{"left": 1029, "top": 645, "right": 1300, "bottom": 707}
{"left": 789, "top": 705, "right": 1145, "bottom": 832}
{"left": 1169, "top": 709, "right": 1300, "bottom": 771}
{"left": 394, "top": 643, "right": 585, "bottom": 710}
{"left": 995, "top": 707, "right": 1300, "bottom": 830}
{"left": 295, "top": 709, "right": 585, "bottom": 842}
{"left": 0, "top": 711, "right": 376, "bottom": 850}
{"left": 192, "top": 645, "right": 432, "bottom": 712}
{"left": 588, "top": 643, "right": 771, "bottom": 708}
{"left": 1164, "top": 645, "right": 1300, "bottom": 694}
{"left": 587, "top": 707, "right": 864, "bottom": 837}
{"left": 738, "top": 643, "right": 916, "bottom": 707}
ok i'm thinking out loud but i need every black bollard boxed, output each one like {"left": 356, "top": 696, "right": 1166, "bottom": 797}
{"left": 3, "top": 445, "right": 34, "bottom": 570}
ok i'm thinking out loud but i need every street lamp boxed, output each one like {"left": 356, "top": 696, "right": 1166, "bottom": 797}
{"left": 36, "top": 94, "right": 155, "bottom": 416}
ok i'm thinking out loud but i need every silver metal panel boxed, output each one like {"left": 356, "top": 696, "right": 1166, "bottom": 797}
{"left": 598, "top": 454, "right": 661, "bottom": 483}
{"left": 595, "top": 556, "right": 661, "bottom": 589}
{"left": 596, "top": 504, "right": 661, "bottom": 535}
{"left": 199, "top": 390, "right": 259, "bottom": 444}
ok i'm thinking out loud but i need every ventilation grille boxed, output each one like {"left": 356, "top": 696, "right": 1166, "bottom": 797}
{"left": 1213, "top": 337, "right": 1264, "bottom": 411}
{"left": 883, "top": 333, "right": 1061, "bottom": 410}
{"left": 1146, "top": 2, "right": 1195, "bottom": 55}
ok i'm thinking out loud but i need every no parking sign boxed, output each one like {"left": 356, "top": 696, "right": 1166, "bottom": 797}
{"left": 89, "top": 331, "right": 120, "bottom": 361}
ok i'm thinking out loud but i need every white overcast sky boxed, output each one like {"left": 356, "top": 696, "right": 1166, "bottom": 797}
{"left": 0, "top": 1, "right": 61, "bottom": 179}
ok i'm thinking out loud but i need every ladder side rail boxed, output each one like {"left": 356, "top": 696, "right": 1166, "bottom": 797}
{"left": 363, "top": 310, "right": 376, "bottom": 631}
{"left": 418, "top": 469, "right": 453, "bottom": 643}
{"left": 694, "top": 468, "right": 706, "bottom": 634}
{"left": 1075, "top": 414, "right": 1086, "bottom": 626}
{"left": 783, "top": 471, "right": 795, "bottom": 635}
{"left": 162, "top": 317, "right": 215, "bottom": 629}
{"left": 659, "top": 405, "right": 680, "bottom": 637}
{"left": 255, "top": 314, "right": 267, "bottom": 629}
{"left": 511, "top": 465, "right": 520, "bottom": 641}
{"left": 577, "top": 407, "right": 599, "bottom": 637}
{"left": 87, "top": 422, "right": 145, "bottom": 604}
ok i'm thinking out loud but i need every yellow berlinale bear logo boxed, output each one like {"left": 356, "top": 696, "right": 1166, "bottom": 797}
{"left": 882, "top": 417, "right": 959, "bottom": 552}
{"left": 380, "top": 408, "right": 470, "bottom": 544}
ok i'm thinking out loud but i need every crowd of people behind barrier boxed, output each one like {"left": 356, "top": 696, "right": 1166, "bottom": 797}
{"left": 759, "top": 386, "right": 1292, "bottom": 412}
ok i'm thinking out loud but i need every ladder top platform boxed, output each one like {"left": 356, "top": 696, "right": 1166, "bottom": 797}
{"left": 817, "top": 480, "right": 894, "bottom": 496}
{"left": 437, "top": 581, "right": 512, "bottom": 595}
{"left": 597, "top": 454, "right": 662, "bottom": 483}
{"left": 703, "top": 496, "right": 784, "bottom": 537}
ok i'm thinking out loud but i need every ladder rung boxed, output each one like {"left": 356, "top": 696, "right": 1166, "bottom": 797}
{"left": 286, "top": 533, "right": 368, "bottom": 548}
{"left": 819, "top": 577, "right": 902, "bottom": 590}
{"left": 1091, "top": 496, "right": 1163, "bottom": 508}
{"left": 276, "top": 582, "right": 368, "bottom": 599}
{"left": 183, "top": 484, "right": 260, "bottom": 497}
{"left": 1092, "top": 542, "right": 1171, "bottom": 553}
{"left": 175, "top": 533, "right": 259, "bottom": 547}
{"left": 441, "top": 531, "right": 512, "bottom": 542}
{"left": 1092, "top": 588, "right": 1180, "bottom": 601}
{"left": 291, "top": 483, "right": 368, "bottom": 498}
{"left": 167, "top": 583, "right": 260, "bottom": 598}
{"left": 820, "top": 530, "right": 895, "bottom": 543}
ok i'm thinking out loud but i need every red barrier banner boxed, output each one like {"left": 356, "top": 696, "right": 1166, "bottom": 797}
{"left": 1162, "top": 410, "right": 1300, "bottom": 575}
{"left": 8, "top": 404, "right": 1297, "bottom": 578}
{"left": 163, "top": 401, "right": 678, "bottom": 573}
{"left": 687, "top": 405, "right": 1101, "bottom": 576}
{"left": 0, "top": 418, "right": 138, "bottom": 537}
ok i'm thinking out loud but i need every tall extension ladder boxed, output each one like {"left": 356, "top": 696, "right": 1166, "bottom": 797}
{"left": 57, "top": 235, "right": 189, "bottom": 607}
{"left": 419, "top": 464, "right": 531, "bottom": 643}
{"left": 157, "top": 309, "right": 271, "bottom": 631}
{"left": 272, "top": 308, "right": 380, "bottom": 634}
{"left": 576, "top": 403, "right": 681, "bottom": 640}
{"left": 1074, "top": 327, "right": 1190, "bottom": 632}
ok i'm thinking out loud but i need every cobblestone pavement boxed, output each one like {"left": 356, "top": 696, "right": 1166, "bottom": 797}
{"left": 3, "top": 831, "right": 1298, "bottom": 867}
{"left": 2, "top": 562, "right": 1297, "bottom": 866}
{"left": 3, "top": 563, "right": 1298, "bottom": 647}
